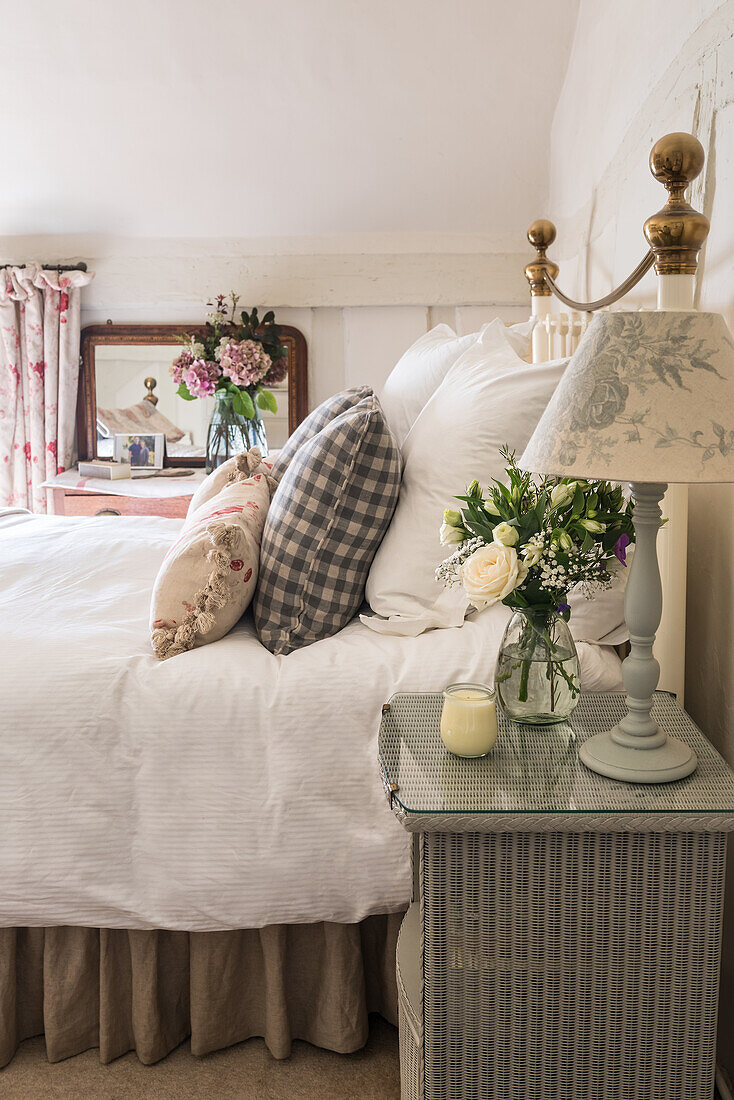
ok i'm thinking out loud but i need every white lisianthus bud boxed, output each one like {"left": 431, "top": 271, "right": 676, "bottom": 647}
{"left": 522, "top": 544, "right": 543, "bottom": 566}
{"left": 443, "top": 508, "right": 463, "bottom": 527}
{"left": 551, "top": 483, "right": 575, "bottom": 509}
{"left": 484, "top": 499, "right": 501, "bottom": 516}
{"left": 492, "top": 522, "right": 519, "bottom": 547}
{"left": 467, "top": 479, "right": 481, "bottom": 498}
{"left": 580, "top": 518, "right": 606, "bottom": 534}
{"left": 440, "top": 521, "right": 468, "bottom": 546}
{"left": 558, "top": 530, "right": 573, "bottom": 551}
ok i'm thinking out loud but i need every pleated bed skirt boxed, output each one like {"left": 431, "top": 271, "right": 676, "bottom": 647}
{"left": 0, "top": 913, "right": 403, "bottom": 1069}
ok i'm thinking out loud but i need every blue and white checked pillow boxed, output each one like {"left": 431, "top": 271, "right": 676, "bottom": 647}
{"left": 268, "top": 386, "right": 372, "bottom": 483}
{"left": 254, "top": 394, "right": 401, "bottom": 654}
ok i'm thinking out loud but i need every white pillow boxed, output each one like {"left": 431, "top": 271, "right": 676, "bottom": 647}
{"left": 379, "top": 318, "right": 535, "bottom": 447}
{"left": 364, "top": 319, "right": 567, "bottom": 635}
{"left": 568, "top": 557, "right": 630, "bottom": 646}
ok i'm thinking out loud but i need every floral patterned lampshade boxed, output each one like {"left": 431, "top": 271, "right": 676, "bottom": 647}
{"left": 520, "top": 311, "right": 734, "bottom": 483}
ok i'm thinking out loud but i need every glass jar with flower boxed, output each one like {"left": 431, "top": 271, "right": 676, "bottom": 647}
{"left": 171, "top": 293, "right": 289, "bottom": 473}
{"left": 436, "top": 448, "right": 635, "bottom": 725}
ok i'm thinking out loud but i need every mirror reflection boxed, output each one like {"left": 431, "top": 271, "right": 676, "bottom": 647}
{"left": 94, "top": 344, "right": 290, "bottom": 460}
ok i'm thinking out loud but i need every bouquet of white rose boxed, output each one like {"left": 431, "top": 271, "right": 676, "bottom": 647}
{"left": 436, "top": 447, "right": 635, "bottom": 723}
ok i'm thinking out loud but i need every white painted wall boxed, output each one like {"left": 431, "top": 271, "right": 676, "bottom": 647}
{"left": 1, "top": 1, "right": 578, "bottom": 405}
{"left": 548, "top": 0, "right": 734, "bottom": 1071}
{"left": 6, "top": 0, "right": 577, "bottom": 243}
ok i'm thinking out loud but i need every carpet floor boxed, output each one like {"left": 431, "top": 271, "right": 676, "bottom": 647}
{"left": 0, "top": 1016, "right": 400, "bottom": 1100}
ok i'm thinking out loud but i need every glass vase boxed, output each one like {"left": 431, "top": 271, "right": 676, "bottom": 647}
{"left": 205, "top": 391, "right": 268, "bottom": 474}
{"left": 494, "top": 608, "right": 581, "bottom": 725}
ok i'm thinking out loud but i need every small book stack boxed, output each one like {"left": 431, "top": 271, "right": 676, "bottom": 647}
{"left": 77, "top": 461, "right": 131, "bottom": 480}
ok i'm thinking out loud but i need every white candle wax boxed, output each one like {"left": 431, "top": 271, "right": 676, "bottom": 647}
{"left": 440, "top": 683, "right": 497, "bottom": 758}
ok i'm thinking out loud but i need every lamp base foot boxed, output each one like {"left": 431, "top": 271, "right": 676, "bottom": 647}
{"left": 579, "top": 727, "right": 697, "bottom": 784}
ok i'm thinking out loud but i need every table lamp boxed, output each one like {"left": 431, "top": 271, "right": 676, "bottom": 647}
{"left": 520, "top": 133, "right": 734, "bottom": 783}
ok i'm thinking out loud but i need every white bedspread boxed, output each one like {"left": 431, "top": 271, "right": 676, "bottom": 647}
{"left": 0, "top": 513, "right": 622, "bottom": 931}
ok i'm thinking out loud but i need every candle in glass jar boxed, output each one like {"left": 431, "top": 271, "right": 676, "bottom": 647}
{"left": 440, "top": 683, "right": 497, "bottom": 758}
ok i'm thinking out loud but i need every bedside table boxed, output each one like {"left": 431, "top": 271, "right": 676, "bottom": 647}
{"left": 378, "top": 691, "right": 734, "bottom": 1100}
{"left": 43, "top": 469, "right": 207, "bottom": 518}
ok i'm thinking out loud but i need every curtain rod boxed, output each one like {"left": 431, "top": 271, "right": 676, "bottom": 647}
{"left": 1, "top": 262, "right": 88, "bottom": 272}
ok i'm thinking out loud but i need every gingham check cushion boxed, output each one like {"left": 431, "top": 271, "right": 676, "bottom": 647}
{"left": 268, "top": 386, "right": 372, "bottom": 483}
{"left": 254, "top": 395, "right": 401, "bottom": 654}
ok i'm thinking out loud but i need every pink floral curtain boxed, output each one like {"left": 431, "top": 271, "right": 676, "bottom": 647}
{"left": 0, "top": 263, "right": 93, "bottom": 512}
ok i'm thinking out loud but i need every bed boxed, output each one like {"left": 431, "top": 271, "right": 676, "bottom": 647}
{"left": 0, "top": 505, "right": 622, "bottom": 1066}
{"left": 1, "top": 201, "right": 691, "bottom": 1069}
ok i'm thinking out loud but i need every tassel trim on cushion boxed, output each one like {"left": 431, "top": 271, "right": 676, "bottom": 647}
{"left": 151, "top": 524, "right": 239, "bottom": 661}
{"left": 228, "top": 447, "right": 278, "bottom": 494}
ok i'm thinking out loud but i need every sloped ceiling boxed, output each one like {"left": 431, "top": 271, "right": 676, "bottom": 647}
{"left": 5, "top": 0, "right": 578, "bottom": 249}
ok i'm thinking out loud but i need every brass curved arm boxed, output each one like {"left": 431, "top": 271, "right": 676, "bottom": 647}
{"left": 542, "top": 251, "right": 656, "bottom": 312}
{"left": 525, "top": 131, "right": 710, "bottom": 310}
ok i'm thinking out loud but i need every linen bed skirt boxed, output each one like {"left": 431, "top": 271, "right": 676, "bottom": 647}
{"left": 0, "top": 913, "right": 403, "bottom": 1069}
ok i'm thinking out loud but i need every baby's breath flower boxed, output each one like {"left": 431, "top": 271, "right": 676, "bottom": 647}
{"left": 435, "top": 537, "right": 486, "bottom": 587}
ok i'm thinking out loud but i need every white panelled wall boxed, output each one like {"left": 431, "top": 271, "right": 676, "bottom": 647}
{"left": 78, "top": 300, "right": 531, "bottom": 415}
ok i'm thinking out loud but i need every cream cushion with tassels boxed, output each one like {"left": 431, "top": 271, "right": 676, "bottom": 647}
{"left": 150, "top": 449, "right": 276, "bottom": 660}
{"left": 185, "top": 447, "right": 277, "bottom": 517}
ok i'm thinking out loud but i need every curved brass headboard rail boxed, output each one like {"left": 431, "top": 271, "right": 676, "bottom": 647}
{"left": 542, "top": 251, "right": 655, "bottom": 313}
{"left": 525, "top": 132, "right": 710, "bottom": 311}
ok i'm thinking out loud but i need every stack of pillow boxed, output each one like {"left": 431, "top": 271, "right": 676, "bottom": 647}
{"left": 150, "top": 315, "right": 627, "bottom": 659}
{"left": 150, "top": 386, "right": 402, "bottom": 658}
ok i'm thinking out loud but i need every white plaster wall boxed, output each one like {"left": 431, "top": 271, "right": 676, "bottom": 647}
{"left": 548, "top": 0, "right": 734, "bottom": 1071}
{"left": 1, "top": 1, "right": 579, "bottom": 405}
{"left": 6, "top": 0, "right": 577, "bottom": 243}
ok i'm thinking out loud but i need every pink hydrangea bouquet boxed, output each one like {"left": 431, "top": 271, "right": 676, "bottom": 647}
{"left": 171, "top": 293, "right": 287, "bottom": 419}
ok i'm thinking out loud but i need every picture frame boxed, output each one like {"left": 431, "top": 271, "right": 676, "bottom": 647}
{"left": 113, "top": 432, "right": 165, "bottom": 470}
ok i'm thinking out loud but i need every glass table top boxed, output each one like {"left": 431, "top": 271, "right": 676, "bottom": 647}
{"left": 378, "top": 692, "right": 734, "bottom": 818}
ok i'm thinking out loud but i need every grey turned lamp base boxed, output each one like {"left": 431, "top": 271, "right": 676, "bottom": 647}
{"left": 398, "top": 829, "right": 726, "bottom": 1100}
{"left": 579, "top": 727, "right": 698, "bottom": 783}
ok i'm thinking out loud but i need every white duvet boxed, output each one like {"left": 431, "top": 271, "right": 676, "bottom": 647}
{"left": 0, "top": 513, "right": 622, "bottom": 931}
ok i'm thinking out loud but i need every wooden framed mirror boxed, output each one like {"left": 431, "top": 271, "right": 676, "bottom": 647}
{"left": 77, "top": 323, "right": 308, "bottom": 467}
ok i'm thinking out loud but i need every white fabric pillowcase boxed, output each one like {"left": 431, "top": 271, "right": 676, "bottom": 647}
{"left": 379, "top": 319, "right": 535, "bottom": 447}
{"left": 364, "top": 319, "right": 568, "bottom": 636}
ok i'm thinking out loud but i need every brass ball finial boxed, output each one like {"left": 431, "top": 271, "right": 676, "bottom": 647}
{"left": 644, "top": 132, "right": 709, "bottom": 275}
{"left": 649, "top": 132, "right": 705, "bottom": 195}
{"left": 144, "top": 376, "right": 159, "bottom": 406}
{"left": 525, "top": 219, "right": 559, "bottom": 296}
{"left": 527, "top": 219, "right": 557, "bottom": 251}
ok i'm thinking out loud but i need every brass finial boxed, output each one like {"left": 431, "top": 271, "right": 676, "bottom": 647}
{"left": 144, "top": 376, "right": 158, "bottom": 405}
{"left": 525, "top": 219, "right": 559, "bottom": 296}
{"left": 644, "top": 132, "right": 710, "bottom": 275}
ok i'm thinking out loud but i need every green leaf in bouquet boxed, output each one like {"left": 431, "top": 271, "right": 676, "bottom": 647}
{"left": 176, "top": 382, "right": 196, "bottom": 401}
{"left": 463, "top": 514, "right": 496, "bottom": 542}
{"left": 491, "top": 480, "right": 513, "bottom": 507}
{"left": 262, "top": 310, "right": 275, "bottom": 325}
{"left": 256, "top": 388, "right": 278, "bottom": 414}
{"left": 233, "top": 388, "right": 256, "bottom": 418}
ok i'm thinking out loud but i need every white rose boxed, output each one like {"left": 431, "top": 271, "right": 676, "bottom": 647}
{"left": 440, "top": 521, "right": 467, "bottom": 546}
{"left": 492, "top": 522, "right": 519, "bottom": 547}
{"left": 460, "top": 543, "right": 528, "bottom": 611}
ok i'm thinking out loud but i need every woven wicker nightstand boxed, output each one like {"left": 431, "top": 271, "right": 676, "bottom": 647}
{"left": 378, "top": 691, "right": 734, "bottom": 1100}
